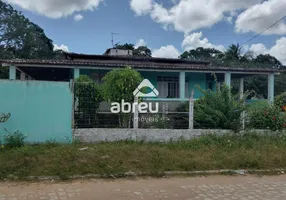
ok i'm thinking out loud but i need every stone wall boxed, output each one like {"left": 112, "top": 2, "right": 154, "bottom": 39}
{"left": 73, "top": 129, "right": 233, "bottom": 143}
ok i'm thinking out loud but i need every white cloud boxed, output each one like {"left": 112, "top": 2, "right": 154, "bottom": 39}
{"left": 53, "top": 44, "right": 69, "bottom": 52}
{"left": 249, "top": 37, "right": 286, "bottom": 64}
{"left": 135, "top": 39, "right": 147, "bottom": 48}
{"left": 182, "top": 32, "right": 225, "bottom": 52}
{"left": 130, "top": 0, "right": 153, "bottom": 16}
{"left": 74, "top": 14, "right": 84, "bottom": 21}
{"left": 4, "top": 0, "right": 102, "bottom": 18}
{"left": 142, "top": 0, "right": 261, "bottom": 33}
{"left": 235, "top": 0, "right": 286, "bottom": 35}
{"left": 152, "top": 45, "right": 180, "bottom": 58}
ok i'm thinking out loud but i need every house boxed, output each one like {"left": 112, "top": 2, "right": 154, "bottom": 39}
{"left": 0, "top": 49, "right": 281, "bottom": 142}
{"left": 1, "top": 49, "right": 280, "bottom": 104}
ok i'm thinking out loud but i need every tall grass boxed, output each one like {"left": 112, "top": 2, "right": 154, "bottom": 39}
{"left": 0, "top": 133, "right": 286, "bottom": 179}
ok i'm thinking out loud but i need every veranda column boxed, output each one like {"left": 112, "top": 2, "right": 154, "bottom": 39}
{"left": 74, "top": 68, "right": 80, "bottom": 79}
{"left": 239, "top": 78, "right": 244, "bottom": 100}
{"left": 9, "top": 65, "right": 16, "bottom": 80}
{"left": 179, "top": 71, "right": 186, "bottom": 100}
{"left": 224, "top": 72, "right": 231, "bottom": 87}
{"left": 268, "top": 73, "right": 275, "bottom": 104}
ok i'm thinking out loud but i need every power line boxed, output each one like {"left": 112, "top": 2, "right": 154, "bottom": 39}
{"left": 242, "top": 15, "right": 286, "bottom": 46}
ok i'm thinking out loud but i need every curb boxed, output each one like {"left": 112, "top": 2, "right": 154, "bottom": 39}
{"left": 3, "top": 169, "right": 285, "bottom": 181}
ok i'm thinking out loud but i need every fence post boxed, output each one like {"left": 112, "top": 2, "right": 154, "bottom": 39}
{"left": 133, "top": 96, "right": 139, "bottom": 129}
{"left": 189, "top": 89, "right": 194, "bottom": 130}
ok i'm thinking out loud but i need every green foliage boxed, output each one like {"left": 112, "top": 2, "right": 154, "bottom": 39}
{"left": 103, "top": 67, "right": 143, "bottom": 127}
{"left": 134, "top": 46, "right": 152, "bottom": 57}
{"left": 103, "top": 67, "right": 143, "bottom": 103}
{"left": 275, "top": 92, "right": 286, "bottom": 110}
{"left": 115, "top": 43, "right": 135, "bottom": 51}
{"left": 247, "top": 102, "right": 286, "bottom": 131}
{"left": 180, "top": 47, "right": 224, "bottom": 61}
{"left": 194, "top": 84, "right": 246, "bottom": 132}
{"left": 115, "top": 43, "right": 152, "bottom": 57}
{"left": 0, "top": 1, "right": 54, "bottom": 60}
{"left": 3, "top": 130, "right": 27, "bottom": 148}
{"left": 224, "top": 43, "right": 242, "bottom": 61}
{"left": 75, "top": 75, "right": 103, "bottom": 127}
{"left": 2, "top": 133, "right": 286, "bottom": 179}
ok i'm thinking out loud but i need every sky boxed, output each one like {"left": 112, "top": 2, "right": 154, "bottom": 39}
{"left": 4, "top": 0, "right": 286, "bottom": 64}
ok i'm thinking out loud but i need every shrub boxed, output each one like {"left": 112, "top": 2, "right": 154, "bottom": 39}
{"left": 74, "top": 75, "right": 103, "bottom": 128}
{"left": 247, "top": 102, "right": 286, "bottom": 131}
{"left": 4, "top": 130, "right": 27, "bottom": 148}
{"left": 102, "top": 67, "right": 143, "bottom": 128}
{"left": 194, "top": 84, "right": 246, "bottom": 132}
{"left": 275, "top": 92, "right": 286, "bottom": 111}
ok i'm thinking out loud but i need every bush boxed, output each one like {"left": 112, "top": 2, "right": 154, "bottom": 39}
{"left": 275, "top": 92, "right": 286, "bottom": 111}
{"left": 194, "top": 84, "right": 246, "bottom": 132}
{"left": 247, "top": 102, "right": 286, "bottom": 131}
{"left": 4, "top": 130, "right": 27, "bottom": 148}
{"left": 74, "top": 75, "right": 103, "bottom": 128}
{"left": 102, "top": 67, "right": 143, "bottom": 128}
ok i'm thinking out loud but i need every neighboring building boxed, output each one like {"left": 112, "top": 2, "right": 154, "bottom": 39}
{"left": 104, "top": 48, "right": 133, "bottom": 56}
{"left": 1, "top": 51, "right": 279, "bottom": 104}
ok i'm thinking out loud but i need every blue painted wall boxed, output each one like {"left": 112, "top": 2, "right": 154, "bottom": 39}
{"left": 0, "top": 80, "right": 72, "bottom": 143}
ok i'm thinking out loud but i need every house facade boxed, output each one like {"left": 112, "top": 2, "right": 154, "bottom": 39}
{"left": 2, "top": 51, "right": 279, "bottom": 104}
{"left": 0, "top": 51, "right": 281, "bottom": 142}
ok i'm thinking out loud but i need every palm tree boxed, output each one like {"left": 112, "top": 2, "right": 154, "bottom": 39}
{"left": 224, "top": 43, "right": 242, "bottom": 61}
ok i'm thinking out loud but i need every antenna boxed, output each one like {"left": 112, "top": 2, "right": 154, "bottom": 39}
{"left": 111, "top": 32, "right": 119, "bottom": 47}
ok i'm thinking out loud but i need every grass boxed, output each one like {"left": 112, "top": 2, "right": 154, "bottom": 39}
{"left": 1, "top": 132, "right": 286, "bottom": 179}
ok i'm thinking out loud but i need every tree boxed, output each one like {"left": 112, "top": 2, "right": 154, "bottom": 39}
{"left": 115, "top": 43, "right": 152, "bottom": 57}
{"left": 115, "top": 43, "right": 135, "bottom": 51}
{"left": 254, "top": 54, "right": 282, "bottom": 69}
{"left": 0, "top": 1, "right": 55, "bottom": 59}
{"left": 134, "top": 46, "right": 152, "bottom": 57}
{"left": 224, "top": 43, "right": 242, "bottom": 61}
{"left": 180, "top": 47, "right": 224, "bottom": 61}
{"left": 244, "top": 54, "right": 285, "bottom": 97}
{"left": 103, "top": 67, "right": 143, "bottom": 127}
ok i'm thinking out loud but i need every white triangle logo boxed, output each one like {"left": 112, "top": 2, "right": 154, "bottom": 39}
{"left": 133, "top": 79, "right": 159, "bottom": 97}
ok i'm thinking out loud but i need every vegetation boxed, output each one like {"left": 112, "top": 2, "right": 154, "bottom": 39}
{"left": 0, "top": 1, "right": 64, "bottom": 78}
{"left": 180, "top": 44, "right": 286, "bottom": 97}
{"left": 1, "top": 133, "right": 286, "bottom": 179}
{"left": 74, "top": 75, "right": 103, "bottom": 128}
{"left": 115, "top": 43, "right": 152, "bottom": 57}
{"left": 247, "top": 102, "right": 286, "bottom": 131}
{"left": 194, "top": 84, "right": 246, "bottom": 132}
{"left": 103, "top": 67, "right": 143, "bottom": 127}
{"left": 1, "top": 130, "right": 26, "bottom": 148}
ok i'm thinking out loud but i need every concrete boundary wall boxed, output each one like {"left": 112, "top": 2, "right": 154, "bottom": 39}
{"left": 74, "top": 129, "right": 233, "bottom": 143}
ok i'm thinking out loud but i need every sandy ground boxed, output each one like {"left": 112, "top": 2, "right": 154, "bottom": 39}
{"left": 1, "top": 175, "right": 286, "bottom": 199}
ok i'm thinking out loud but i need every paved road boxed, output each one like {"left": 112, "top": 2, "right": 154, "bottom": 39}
{"left": 1, "top": 175, "right": 286, "bottom": 200}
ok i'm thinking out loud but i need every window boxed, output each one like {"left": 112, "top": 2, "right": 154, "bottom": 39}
{"left": 90, "top": 73, "right": 104, "bottom": 84}
{"left": 157, "top": 76, "right": 179, "bottom": 98}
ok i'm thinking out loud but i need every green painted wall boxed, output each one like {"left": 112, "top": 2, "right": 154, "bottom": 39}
{"left": 0, "top": 80, "right": 72, "bottom": 143}
{"left": 186, "top": 73, "right": 206, "bottom": 99}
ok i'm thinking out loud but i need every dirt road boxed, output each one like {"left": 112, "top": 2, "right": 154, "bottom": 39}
{"left": 1, "top": 175, "right": 286, "bottom": 200}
